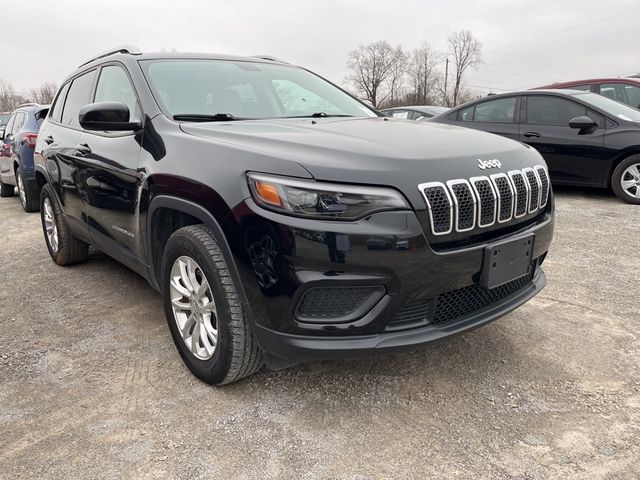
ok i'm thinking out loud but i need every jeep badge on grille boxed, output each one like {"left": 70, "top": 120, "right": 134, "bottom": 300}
{"left": 477, "top": 158, "right": 502, "bottom": 170}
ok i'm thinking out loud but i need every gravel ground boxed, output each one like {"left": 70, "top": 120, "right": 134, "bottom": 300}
{"left": 0, "top": 187, "right": 639, "bottom": 480}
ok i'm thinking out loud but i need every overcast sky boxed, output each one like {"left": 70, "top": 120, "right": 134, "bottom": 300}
{"left": 5, "top": 0, "right": 640, "bottom": 96}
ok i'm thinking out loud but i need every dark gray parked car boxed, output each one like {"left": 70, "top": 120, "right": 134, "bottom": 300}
{"left": 428, "top": 89, "right": 640, "bottom": 204}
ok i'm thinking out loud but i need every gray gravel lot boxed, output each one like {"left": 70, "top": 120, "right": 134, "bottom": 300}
{"left": 0, "top": 188, "right": 639, "bottom": 480}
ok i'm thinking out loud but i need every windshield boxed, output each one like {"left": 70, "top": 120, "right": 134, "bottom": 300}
{"left": 573, "top": 91, "right": 640, "bottom": 122}
{"left": 141, "top": 59, "right": 377, "bottom": 120}
{"left": 0, "top": 113, "right": 10, "bottom": 126}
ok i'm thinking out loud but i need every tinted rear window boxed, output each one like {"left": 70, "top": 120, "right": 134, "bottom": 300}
{"left": 61, "top": 70, "right": 97, "bottom": 127}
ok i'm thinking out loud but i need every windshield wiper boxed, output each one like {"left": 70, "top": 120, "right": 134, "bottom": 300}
{"left": 286, "top": 113, "right": 355, "bottom": 118}
{"left": 173, "top": 113, "right": 247, "bottom": 122}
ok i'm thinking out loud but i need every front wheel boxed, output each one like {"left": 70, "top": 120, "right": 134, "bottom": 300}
{"left": 612, "top": 155, "right": 640, "bottom": 204}
{"left": 161, "top": 225, "right": 263, "bottom": 385}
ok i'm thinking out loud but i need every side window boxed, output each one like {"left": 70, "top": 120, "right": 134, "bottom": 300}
{"left": 473, "top": 97, "right": 517, "bottom": 123}
{"left": 11, "top": 112, "right": 27, "bottom": 134}
{"left": 600, "top": 83, "right": 640, "bottom": 109}
{"left": 459, "top": 105, "right": 475, "bottom": 121}
{"left": 526, "top": 96, "right": 588, "bottom": 126}
{"left": 390, "top": 110, "right": 409, "bottom": 119}
{"left": 272, "top": 79, "right": 341, "bottom": 115}
{"left": 61, "top": 69, "right": 97, "bottom": 127}
{"left": 4, "top": 114, "right": 16, "bottom": 136}
{"left": 409, "top": 110, "right": 426, "bottom": 120}
{"left": 50, "top": 83, "right": 70, "bottom": 123}
{"left": 569, "top": 84, "right": 593, "bottom": 92}
{"left": 94, "top": 65, "right": 140, "bottom": 122}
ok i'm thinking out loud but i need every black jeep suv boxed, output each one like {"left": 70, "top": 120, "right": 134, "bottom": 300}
{"left": 34, "top": 47, "right": 555, "bottom": 385}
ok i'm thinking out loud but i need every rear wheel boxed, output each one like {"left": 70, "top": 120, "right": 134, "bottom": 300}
{"left": 0, "top": 178, "right": 14, "bottom": 197}
{"left": 40, "top": 183, "right": 89, "bottom": 265}
{"left": 612, "top": 155, "right": 640, "bottom": 204}
{"left": 161, "top": 225, "right": 263, "bottom": 385}
{"left": 17, "top": 167, "right": 39, "bottom": 212}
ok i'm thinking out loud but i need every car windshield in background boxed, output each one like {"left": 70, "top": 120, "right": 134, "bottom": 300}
{"left": 0, "top": 113, "right": 11, "bottom": 126}
{"left": 141, "top": 59, "right": 377, "bottom": 121}
{"left": 574, "top": 91, "right": 640, "bottom": 122}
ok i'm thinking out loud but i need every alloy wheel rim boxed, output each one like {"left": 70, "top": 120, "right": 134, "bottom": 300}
{"left": 169, "top": 256, "right": 218, "bottom": 360}
{"left": 17, "top": 174, "right": 26, "bottom": 206}
{"left": 43, "top": 197, "right": 59, "bottom": 253}
{"left": 620, "top": 163, "right": 640, "bottom": 199}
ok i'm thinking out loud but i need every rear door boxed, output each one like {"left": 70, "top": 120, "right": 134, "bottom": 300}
{"left": 75, "top": 63, "right": 145, "bottom": 264}
{"left": 455, "top": 96, "right": 520, "bottom": 141}
{"left": 42, "top": 69, "right": 97, "bottom": 233}
{"left": 519, "top": 95, "right": 608, "bottom": 185}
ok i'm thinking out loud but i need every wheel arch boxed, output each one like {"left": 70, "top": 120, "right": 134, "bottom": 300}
{"left": 607, "top": 149, "right": 640, "bottom": 187}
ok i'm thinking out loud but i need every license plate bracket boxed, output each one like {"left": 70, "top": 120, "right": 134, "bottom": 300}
{"left": 480, "top": 234, "right": 535, "bottom": 289}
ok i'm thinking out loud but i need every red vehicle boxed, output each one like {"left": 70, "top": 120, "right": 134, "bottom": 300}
{"left": 534, "top": 78, "right": 640, "bottom": 109}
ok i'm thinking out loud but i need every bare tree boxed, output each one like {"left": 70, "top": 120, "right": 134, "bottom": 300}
{"left": 346, "top": 41, "right": 404, "bottom": 108}
{"left": 0, "top": 79, "right": 19, "bottom": 111}
{"left": 385, "top": 47, "right": 408, "bottom": 107}
{"left": 29, "top": 81, "right": 58, "bottom": 105}
{"left": 448, "top": 30, "right": 483, "bottom": 106}
{"left": 407, "top": 42, "right": 440, "bottom": 105}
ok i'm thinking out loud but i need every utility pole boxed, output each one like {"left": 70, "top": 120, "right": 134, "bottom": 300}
{"left": 444, "top": 58, "right": 449, "bottom": 106}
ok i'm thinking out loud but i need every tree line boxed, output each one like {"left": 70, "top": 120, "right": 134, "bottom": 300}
{"left": 346, "top": 30, "right": 483, "bottom": 109}
{"left": 0, "top": 80, "right": 57, "bottom": 112}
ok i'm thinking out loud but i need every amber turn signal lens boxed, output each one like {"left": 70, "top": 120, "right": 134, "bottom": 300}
{"left": 255, "top": 180, "right": 282, "bottom": 206}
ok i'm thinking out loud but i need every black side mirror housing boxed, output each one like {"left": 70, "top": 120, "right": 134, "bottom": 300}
{"left": 0, "top": 129, "right": 4, "bottom": 141}
{"left": 569, "top": 116, "right": 597, "bottom": 134}
{"left": 79, "top": 102, "right": 141, "bottom": 131}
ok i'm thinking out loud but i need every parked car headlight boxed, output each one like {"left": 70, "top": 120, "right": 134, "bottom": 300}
{"left": 247, "top": 173, "right": 410, "bottom": 220}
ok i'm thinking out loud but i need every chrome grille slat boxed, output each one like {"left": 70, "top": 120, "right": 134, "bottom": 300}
{"left": 523, "top": 167, "right": 540, "bottom": 214}
{"left": 418, "top": 182, "right": 453, "bottom": 235}
{"left": 446, "top": 179, "right": 476, "bottom": 232}
{"left": 419, "top": 165, "right": 548, "bottom": 237}
{"left": 490, "top": 173, "right": 514, "bottom": 223}
{"left": 535, "top": 166, "right": 550, "bottom": 208}
{"left": 470, "top": 176, "right": 497, "bottom": 227}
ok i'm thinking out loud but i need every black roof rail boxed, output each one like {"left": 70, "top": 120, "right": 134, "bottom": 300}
{"left": 78, "top": 45, "right": 142, "bottom": 68}
{"left": 252, "top": 55, "right": 287, "bottom": 64}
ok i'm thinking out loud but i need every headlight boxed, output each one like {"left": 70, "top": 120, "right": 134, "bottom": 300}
{"left": 247, "top": 173, "right": 410, "bottom": 220}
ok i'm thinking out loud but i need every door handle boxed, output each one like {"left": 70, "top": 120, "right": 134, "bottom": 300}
{"left": 44, "top": 136, "right": 54, "bottom": 145}
{"left": 523, "top": 132, "right": 541, "bottom": 138}
{"left": 76, "top": 143, "right": 92, "bottom": 155}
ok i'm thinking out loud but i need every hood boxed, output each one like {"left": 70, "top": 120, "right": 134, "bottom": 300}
{"left": 181, "top": 117, "right": 545, "bottom": 208}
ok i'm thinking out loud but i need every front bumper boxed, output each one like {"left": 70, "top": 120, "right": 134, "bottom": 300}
{"left": 226, "top": 197, "right": 554, "bottom": 365}
{"left": 255, "top": 269, "right": 545, "bottom": 365}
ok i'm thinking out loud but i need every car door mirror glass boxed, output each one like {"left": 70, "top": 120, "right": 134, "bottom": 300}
{"left": 78, "top": 101, "right": 141, "bottom": 131}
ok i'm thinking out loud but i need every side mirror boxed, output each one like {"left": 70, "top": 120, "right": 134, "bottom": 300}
{"left": 569, "top": 116, "right": 597, "bottom": 133}
{"left": 79, "top": 102, "right": 141, "bottom": 131}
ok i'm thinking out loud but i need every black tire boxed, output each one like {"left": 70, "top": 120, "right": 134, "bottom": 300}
{"left": 0, "top": 178, "right": 14, "bottom": 197}
{"left": 161, "top": 225, "right": 263, "bottom": 385}
{"left": 40, "top": 183, "right": 89, "bottom": 265}
{"left": 16, "top": 167, "right": 39, "bottom": 212}
{"left": 612, "top": 155, "right": 640, "bottom": 205}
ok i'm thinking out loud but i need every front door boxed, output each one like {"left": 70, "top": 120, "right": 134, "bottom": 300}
{"left": 519, "top": 95, "right": 607, "bottom": 185}
{"left": 74, "top": 64, "right": 144, "bottom": 263}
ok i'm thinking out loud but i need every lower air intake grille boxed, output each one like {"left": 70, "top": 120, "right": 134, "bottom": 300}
{"left": 295, "top": 286, "right": 384, "bottom": 323}
{"left": 432, "top": 268, "right": 535, "bottom": 326}
{"left": 388, "top": 268, "right": 535, "bottom": 331}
